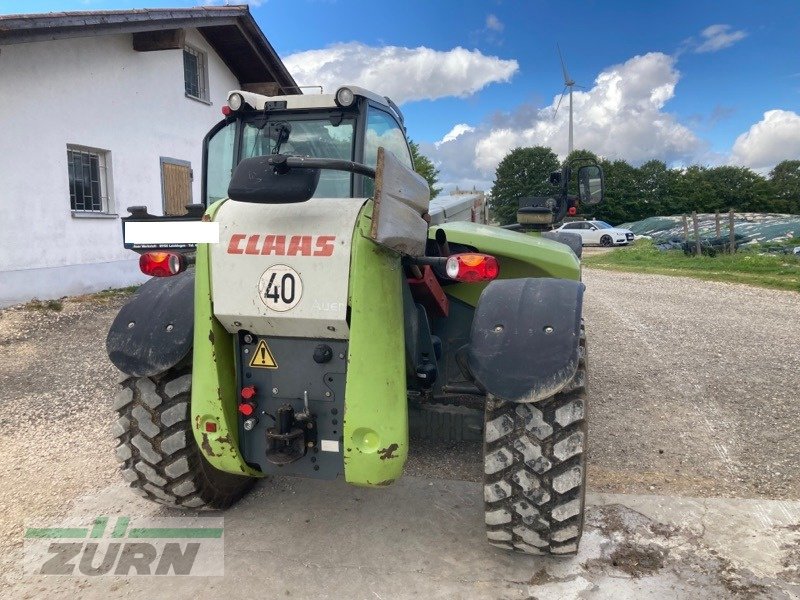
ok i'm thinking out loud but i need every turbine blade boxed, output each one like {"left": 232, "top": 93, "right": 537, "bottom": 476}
{"left": 557, "top": 43, "right": 571, "bottom": 85}
{"left": 553, "top": 87, "right": 567, "bottom": 119}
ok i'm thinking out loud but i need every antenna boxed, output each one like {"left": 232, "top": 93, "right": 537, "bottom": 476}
{"left": 553, "top": 43, "right": 582, "bottom": 156}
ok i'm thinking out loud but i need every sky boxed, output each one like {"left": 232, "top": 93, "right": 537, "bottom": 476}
{"left": 3, "top": 0, "right": 799, "bottom": 191}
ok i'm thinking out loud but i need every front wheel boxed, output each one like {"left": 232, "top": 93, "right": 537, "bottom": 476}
{"left": 112, "top": 365, "right": 256, "bottom": 509}
{"left": 483, "top": 325, "right": 587, "bottom": 555}
{"left": 600, "top": 235, "right": 613, "bottom": 247}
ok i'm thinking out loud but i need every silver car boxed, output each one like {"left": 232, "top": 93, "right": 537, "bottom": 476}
{"left": 554, "top": 220, "right": 635, "bottom": 246}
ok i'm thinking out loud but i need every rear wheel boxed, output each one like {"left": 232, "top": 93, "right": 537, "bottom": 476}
{"left": 600, "top": 235, "right": 613, "bottom": 247}
{"left": 483, "top": 324, "right": 587, "bottom": 555}
{"left": 112, "top": 365, "right": 255, "bottom": 509}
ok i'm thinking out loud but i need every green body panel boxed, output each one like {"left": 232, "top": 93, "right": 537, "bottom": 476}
{"left": 190, "top": 199, "right": 261, "bottom": 477}
{"left": 432, "top": 221, "right": 581, "bottom": 306}
{"left": 343, "top": 202, "right": 408, "bottom": 487}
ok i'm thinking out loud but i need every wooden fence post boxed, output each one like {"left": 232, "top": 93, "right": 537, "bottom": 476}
{"left": 692, "top": 211, "right": 702, "bottom": 256}
{"left": 729, "top": 209, "right": 736, "bottom": 253}
{"left": 682, "top": 214, "right": 689, "bottom": 241}
{"left": 715, "top": 210, "right": 721, "bottom": 238}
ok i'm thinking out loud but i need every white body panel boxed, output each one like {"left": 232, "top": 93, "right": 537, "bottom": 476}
{"left": 210, "top": 198, "right": 367, "bottom": 339}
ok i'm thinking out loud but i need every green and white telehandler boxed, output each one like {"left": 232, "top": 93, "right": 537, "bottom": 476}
{"left": 107, "top": 85, "right": 604, "bottom": 555}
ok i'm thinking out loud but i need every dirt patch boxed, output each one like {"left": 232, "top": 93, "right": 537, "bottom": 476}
{"left": 778, "top": 539, "right": 800, "bottom": 583}
{"left": 608, "top": 541, "right": 668, "bottom": 577}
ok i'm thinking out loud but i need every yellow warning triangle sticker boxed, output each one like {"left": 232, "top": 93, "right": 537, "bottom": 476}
{"left": 249, "top": 340, "right": 278, "bottom": 369}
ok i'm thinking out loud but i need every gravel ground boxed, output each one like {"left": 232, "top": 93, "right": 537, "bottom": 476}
{"left": 0, "top": 294, "right": 126, "bottom": 579}
{"left": 1, "top": 270, "right": 798, "bottom": 578}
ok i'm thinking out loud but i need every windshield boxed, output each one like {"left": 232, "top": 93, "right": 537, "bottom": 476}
{"left": 205, "top": 114, "right": 356, "bottom": 204}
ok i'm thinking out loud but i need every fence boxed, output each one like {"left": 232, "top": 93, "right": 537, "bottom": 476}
{"left": 681, "top": 209, "right": 737, "bottom": 256}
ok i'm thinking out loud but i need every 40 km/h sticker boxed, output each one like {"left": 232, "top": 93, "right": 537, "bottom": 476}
{"left": 258, "top": 264, "right": 303, "bottom": 312}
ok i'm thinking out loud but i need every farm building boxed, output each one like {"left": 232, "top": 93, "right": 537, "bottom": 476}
{"left": 0, "top": 7, "right": 298, "bottom": 307}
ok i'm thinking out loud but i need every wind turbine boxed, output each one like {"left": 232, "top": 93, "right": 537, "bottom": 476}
{"left": 554, "top": 44, "right": 584, "bottom": 156}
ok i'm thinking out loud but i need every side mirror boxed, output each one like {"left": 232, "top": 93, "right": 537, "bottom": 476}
{"left": 589, "top": 226, "right": 597, "bottom": 231}
{"left": 577, "top": 165, "right": 604, "bottom": 205}
{"left": 227, "top": 155, "right": 320, "bottom": 204}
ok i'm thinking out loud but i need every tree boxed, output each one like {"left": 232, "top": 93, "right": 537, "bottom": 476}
{"left": 770, "top": 160, "right": 800, "bottom": 213}
{"left": 588, "top": 159, "right": 643, "bottom": 223}
{"left": 409, "top": 140, "right": 441, "bottom": 199}
{"left": 490, "top": 147, "right": 560, "bottom": 225}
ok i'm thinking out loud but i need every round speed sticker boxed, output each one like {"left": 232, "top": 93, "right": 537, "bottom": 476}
{"left": 258, "top": 265, "right": 303, "bottom": 312}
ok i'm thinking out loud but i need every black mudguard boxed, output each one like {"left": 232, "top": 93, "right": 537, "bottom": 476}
{"left": 467, "top": 278, "right": 584, "bottom": 403}
{"left": 541, "top": 230, "right": 583, "bottom": 258}
{"left": 106, "top": 271, "right": 194, "bottom": 377}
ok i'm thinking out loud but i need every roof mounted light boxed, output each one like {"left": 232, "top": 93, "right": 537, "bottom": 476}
{"left": 227, "top": 92, "right": 244, "bottom": 111}
{"left": 335, "top": 86, "right": 355, "bottom": 107}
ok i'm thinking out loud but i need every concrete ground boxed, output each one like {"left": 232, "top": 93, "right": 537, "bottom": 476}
{"left": 1, "top": 270, "right": 799, "bottom": 598}
{"left": 6, "top": 477, "right": 800, "bottom": 599}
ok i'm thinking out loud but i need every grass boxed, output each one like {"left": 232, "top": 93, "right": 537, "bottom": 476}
{"left": 72, "top": 286, "right": 140, "bottom": 303}
{"left": 583, "top": 239, "right": 800, "bottom": 292}
{"left": 25, "top": 298, "right": 64, "bottom": 312}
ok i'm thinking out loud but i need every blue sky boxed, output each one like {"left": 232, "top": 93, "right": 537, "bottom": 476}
{"left": 3, "top": 0, "right": 799, "bottom": 189}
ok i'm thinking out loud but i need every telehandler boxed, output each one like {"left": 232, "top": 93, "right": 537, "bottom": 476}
{"left": 107, "top": 85, "right": 603, "bottom": 555}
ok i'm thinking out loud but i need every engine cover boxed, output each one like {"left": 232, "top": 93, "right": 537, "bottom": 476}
{"left": 209, "top": 197, "right": 367, "bottom": 339}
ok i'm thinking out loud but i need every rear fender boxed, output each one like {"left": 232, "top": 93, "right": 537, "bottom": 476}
{"left": 430, "top": 221, "right": 580, "bottom": 307}
{"left": 106, "top": 272, "right": 194, "bottom": 377}
{"left": 467, "top": 278, "right": 584, "bottom": 403}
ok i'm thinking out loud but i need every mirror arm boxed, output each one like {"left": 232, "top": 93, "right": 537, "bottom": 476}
{"left": 278, "top": 155, "right": 376, "bottom": 179}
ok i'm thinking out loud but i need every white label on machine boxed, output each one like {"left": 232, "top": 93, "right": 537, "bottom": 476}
{"left": 320, "top": 440, "right": 339, "bottom": 453}
{"left": 258, "top": 265, "right": 303, "bottom": 312}
{"left": 125, "top": 221, "right": 219, "bottom": 244}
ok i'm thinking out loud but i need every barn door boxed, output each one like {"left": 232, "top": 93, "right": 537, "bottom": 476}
{"left": 161, "top": 157, "right": 193, "bottom": 216}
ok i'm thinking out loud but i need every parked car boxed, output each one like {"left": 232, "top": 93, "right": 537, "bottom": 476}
{"left": 554, "top": 220, "right": 635, "bottom": 246}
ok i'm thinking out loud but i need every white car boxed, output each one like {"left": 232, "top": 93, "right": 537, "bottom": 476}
{"left": 554, "top": 220, "right": 635, "bottom": 247}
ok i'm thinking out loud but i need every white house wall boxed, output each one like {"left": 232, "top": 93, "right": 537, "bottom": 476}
{"left": 0, "top": 28, "right": 239, "bottom": 306}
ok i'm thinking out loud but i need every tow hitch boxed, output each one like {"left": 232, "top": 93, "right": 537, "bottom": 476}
{"left": 266, "top": 393, "right": 317, "bottom": 465}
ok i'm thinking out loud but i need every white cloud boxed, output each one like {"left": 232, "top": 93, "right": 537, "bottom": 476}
{"left": 729, "top": 110, "right": 800, "bottom": 169}
{"left": 695, "top": 24, "right": 747, "bottom": 53}
{"left": 283, "top": 42, "right": 518, "bottom": 104}
{"left": 423, "top": 52, "right": 703, "bottom": 191}
{"left": 436, "top": 124, "right": 475, "bottom": 147}
{"left": 486, "top": 14, "right": 504, "bottom": 32}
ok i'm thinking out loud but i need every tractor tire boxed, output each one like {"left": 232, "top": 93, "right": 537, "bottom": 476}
{"left": 600, "top": 235, "right": 613, "bottom": 247}
{"left": 112, "top": 365, "right": 255, "bottom": 509}
{"left": 483, "top": 324, "right": 587, "bottom": 556}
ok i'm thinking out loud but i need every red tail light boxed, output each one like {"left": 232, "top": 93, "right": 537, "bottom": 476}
{"left": 139, "top": 252, "right": 186, "bottom": 277}
{"left": 445, "top": 253, "right": 499, "bottom": 282}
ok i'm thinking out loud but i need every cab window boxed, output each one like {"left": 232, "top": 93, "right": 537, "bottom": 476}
{"left": 363, "top": 106, "right": 412, "bottom": 196}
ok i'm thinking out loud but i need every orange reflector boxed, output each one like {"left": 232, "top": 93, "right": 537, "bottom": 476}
{"left": 445, "top": 253, "right": 499, "bottom": 283}
{"left": 139, "top": 251, "right": 186, "bottom": 277}
{"left": 205, "top": 421, "right": 217, "bottom": 433}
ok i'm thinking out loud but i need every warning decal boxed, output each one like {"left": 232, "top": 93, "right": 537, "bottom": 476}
{"left": 249, "top": 340, "right": 278, "bottom": 369}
